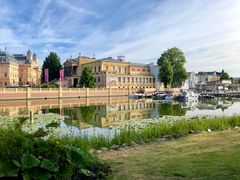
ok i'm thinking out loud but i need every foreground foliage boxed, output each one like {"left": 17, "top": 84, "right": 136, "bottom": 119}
{"left": 0, "top": 129, "right": 110, "bottom": 179}
{"left": 1, "top": 114, "right": 240, "bottom": 179}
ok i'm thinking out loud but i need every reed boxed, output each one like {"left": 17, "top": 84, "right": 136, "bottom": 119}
{"left": 61, "top": 116, "right": 240, "bottom": 151}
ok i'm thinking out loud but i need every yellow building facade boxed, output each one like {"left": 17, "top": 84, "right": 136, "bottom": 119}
{"left": 64, "top": 56, "right": 160, "bottom": 89}
{"left": 0, "top": 49, "right": 41, "bottom": 87}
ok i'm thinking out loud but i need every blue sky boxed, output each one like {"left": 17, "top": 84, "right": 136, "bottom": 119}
{"left": 0, "top": 0, "right": 240, "bottom": 76}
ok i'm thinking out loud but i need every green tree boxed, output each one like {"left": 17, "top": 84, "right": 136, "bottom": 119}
{"left": 220, "top": 70, "right": 230, "bottom": 80}
{"left": 79, "top": 66, "right": 96, "bottom": 88}
{"left": 157, "top": 47, "right": 188, "bottom": 87}
{"left": 41, "top": 52, "right": 61, "bottom": 82}
{"left": 159, "top": 60, "right": 173, "bottom": 88}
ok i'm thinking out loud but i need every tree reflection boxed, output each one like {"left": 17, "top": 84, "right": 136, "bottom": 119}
{"left": 79, "top": 105, "right": 97, "bottom": 123}
{"left": 159, "top": 103, "right": 187, "bottom": 116}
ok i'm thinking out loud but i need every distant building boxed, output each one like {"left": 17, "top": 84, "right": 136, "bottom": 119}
{"left": 0, "top": 49, "right": 41, "bottom": 87}
{"left": 64, "top": 56, "right": 160, "bottom": 89}
{"left": 196, "top": 71, "right": 221, "bottom": 83}
{"left": 195, "top": 80, "right": 232, "bottom": 92}
{"left": 185, "top": 71, "right": 198, "bottom": 89}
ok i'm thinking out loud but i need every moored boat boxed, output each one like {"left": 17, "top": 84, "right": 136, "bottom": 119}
{"left": 179, "top": 91, "right": 199, "bottom": 102}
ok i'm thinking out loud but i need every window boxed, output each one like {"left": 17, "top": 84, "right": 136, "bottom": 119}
{"left": 94, "top": 66, "right": 97, "bottom": 73}
{"left": 124, "top": 67, "right": 127, "bottom": 73}
{"left": 5, "top": 82, "right": 7, "bottom": 86}
{"left": 132, "top": 78, "right": 134, "bottom": 82}
{"left": 136, "top": 78, "right": 138, "bottom": 82}
{"left": 149, "top": 78, "right": 152, "bottom": 83}
{"left": 128, "top": 77, "right": 130, "bottom": 82}
{"left": 117, "top": 67, "right": 121, "bottom": 73}
{"left": 123, "top": 77, "right": 126, "bottom": 82}
{"left": 139, "top": 78, "right": 142, "bottom": 83}
{"left": 98, "top": 66, "right": 101, "bottom": 72}
{"left": 118, "top": 77, "right": 121, "bottom": 82}
{"left": 98, "top": 77, "right": 101, "bottom": 82}
{"left": 5, "top": 73, "right": 7, "bottom": 77}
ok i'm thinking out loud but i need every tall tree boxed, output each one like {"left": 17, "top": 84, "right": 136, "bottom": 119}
{"left": 41, "top": 52, "right": 61, "bottom": 82}
{"left": 79, "top": 66, "right": 96, "bottom": 88}
{"left": 159, "top": 60, "right": 173, "bottom": 88}
{"left": 220, "top": 69, "right": 230, "bottom": 80}
{"left": 157, "top": 47, "right": 188, "bottom": 87}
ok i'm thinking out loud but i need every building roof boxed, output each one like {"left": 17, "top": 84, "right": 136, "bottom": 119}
{"left": 0, "top": 50, "right": 18, "bottom": 63}
{"left": 129, "top": 62, "right": 149, "bottom": 68}
{"left": 197, "top": 71, "right": 221, "bottom": 75}
{"left": 0, "top": 49, "right": 37, "bottom": 65}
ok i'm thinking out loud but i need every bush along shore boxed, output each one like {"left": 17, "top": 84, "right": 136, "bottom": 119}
{"left": 1, "top": 114, "right": 240, "bottom": 179}
{"left": 62, "top": 115, "right": 240, "bottom": 152}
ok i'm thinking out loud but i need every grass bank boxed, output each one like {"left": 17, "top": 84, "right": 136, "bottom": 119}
{"left": 99, "top": 129, "right": 240, "bottom": 179}
{"left": 62, "top": 116, "right": 240, "bottom": 151}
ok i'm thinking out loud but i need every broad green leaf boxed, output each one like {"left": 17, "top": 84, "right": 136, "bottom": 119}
{"left": 41, "top": 159, "right": 59, "bottom": 172}
{"left": 12, "top": 160, "right": 21, "bottom": 168}
{"left": 0, "top": 161, "right": 18, "bottom": 177}
{"left": 80, "top": 168, "right": 94, "bottom": 177}
{"left": 67, "top": 146, "right": 84, "bottom": 166}
{"left": 21, "top": 154, "right": 40, "bottom": 169}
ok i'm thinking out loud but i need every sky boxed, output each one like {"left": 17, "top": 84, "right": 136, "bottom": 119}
{"left": 0, "top": 0, "right": 240, "bottom": 76}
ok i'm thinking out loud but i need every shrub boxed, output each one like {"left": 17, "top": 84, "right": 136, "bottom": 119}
{"left": 0, "top": 128, "right": 111, "bottom": 179}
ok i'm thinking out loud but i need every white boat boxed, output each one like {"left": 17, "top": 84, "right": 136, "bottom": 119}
{"left": 180, "top": 91, "right": 199, "bottom": 101}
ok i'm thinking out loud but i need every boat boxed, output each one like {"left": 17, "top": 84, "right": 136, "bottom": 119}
{"left": 164, "top": 93, "right": 174, "bottom": 101}
{"left": 179, "top": 91, "right": 199, "bottom": 102}
{"left": 154, "top": 92, "right": 168, "bottom": 100}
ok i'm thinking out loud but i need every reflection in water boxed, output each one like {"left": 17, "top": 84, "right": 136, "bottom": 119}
{"left": 159, "top": 103, "right": 187, "bottom": 116}
{"left": 62, "top": 100, "right": 158, "bottom": 129}
{"left": 0, "top": 98, "right": 240, "bottom": 135}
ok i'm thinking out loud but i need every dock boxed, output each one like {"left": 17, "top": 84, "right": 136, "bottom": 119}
{"left": 200, "top": 91, "right": 240, "bottom": 98}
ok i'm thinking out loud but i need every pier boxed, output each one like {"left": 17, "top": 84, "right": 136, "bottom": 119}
{"left": 200, "top": 91, "right": 240, "bottom": 98}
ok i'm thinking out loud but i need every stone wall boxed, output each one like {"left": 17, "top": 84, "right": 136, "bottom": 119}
{"left": 0, "top": 87, "right": 154, "bottom": 100}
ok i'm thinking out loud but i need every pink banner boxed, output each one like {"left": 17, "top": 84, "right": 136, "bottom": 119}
{"left": 44, "top": 68, "right": 49, "bottom": 83}
{"left": 59, "top": 68, "right": 64, "bottom": 82}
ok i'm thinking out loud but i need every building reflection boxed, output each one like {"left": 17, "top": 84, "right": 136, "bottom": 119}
{"left": 63, "top": 99, "right": 158, "bottom": 129}
{"left": 0, "top": 97, "right": 235, "bottom": 129}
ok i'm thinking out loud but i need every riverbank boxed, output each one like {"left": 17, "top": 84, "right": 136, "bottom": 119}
{"left": 99, "top": 129, "right": 240, "bottom": 179}
{"left": 1, "top": 114, "right": 240, "bottom": 179}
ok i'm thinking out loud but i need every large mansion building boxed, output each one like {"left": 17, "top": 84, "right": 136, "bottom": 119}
{"left": 64, "top": 55, "right": 161, "bottom": 89}
{"left": 0, "top": 49, "right": 41, "bottom": 87}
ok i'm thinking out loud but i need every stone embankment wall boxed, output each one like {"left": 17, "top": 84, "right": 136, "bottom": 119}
{"left": 0, "top": 87, "right": 155, "bottom": 100}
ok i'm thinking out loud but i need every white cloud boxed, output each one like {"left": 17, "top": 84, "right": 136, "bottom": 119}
{"left": 1, "top": 0, "right": 240, "bottom": 76}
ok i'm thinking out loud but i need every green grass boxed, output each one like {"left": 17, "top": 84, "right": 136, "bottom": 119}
{"left": 100, "top": 129, "right": 240, "bottom": 179}
{"left": 61, "top": 116, "right": 240, "bottom": 151}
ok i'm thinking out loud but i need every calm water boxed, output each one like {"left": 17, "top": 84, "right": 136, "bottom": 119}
{"left": 0, "top": 97, "right": 240, "bottom": 137}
